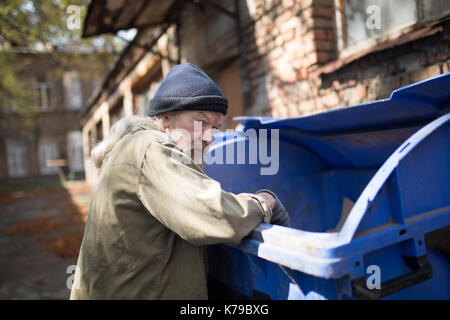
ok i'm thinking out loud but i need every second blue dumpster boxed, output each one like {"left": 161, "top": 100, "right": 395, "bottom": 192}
{"left": 204, "top": 72, "right": 450, "bottom": 300}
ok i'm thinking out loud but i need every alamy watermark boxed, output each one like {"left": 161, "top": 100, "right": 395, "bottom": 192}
{"left": 366, "top": 264, "right": 381, "bottom": 290}
{"left": 66, "top": 265, "right": 80, "bottom": 290}
{"left": 66, "top": 5, "right": 81, "bottom": 30}
{"left": 169, "top": 121, "right": 280, "bottom": 176}
{"left": 366, "top": 5, "right": 381, "bottom": 30}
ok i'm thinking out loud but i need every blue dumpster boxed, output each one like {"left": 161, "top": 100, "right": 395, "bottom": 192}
{"left": 204, "top": 72, "right": 450, "bottom": 300}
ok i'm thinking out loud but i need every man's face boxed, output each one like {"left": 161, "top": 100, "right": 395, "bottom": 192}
{"left": 164, "top": 110, "right": 224, "bottom": 166}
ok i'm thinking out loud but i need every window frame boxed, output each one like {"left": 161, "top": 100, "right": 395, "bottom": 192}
{"left": 34, "top": 81, "right": 54, "bottom": 112}
{"left": 6, "top": 138, "right": 29, "bottom": 178}
{"left": 63, "top": 71, "right": 84, "bottom": 111}
{"left": 334, "top": 0, "right": 450, "bottom": 59}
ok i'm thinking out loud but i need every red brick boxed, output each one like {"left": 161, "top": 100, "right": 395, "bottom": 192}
{"left": 317, "top": 51, "right": 332, "bottom": 63}
{"left": 353, "top": 84, "right": 367, "bottom": 102}
{"left": 299, "top": 38, "right": 315, "bottom": 53}
{"left": 346, "top": 79, "right": 356, "bottom": 88}
{"left": 300, "top": 7, "right": 313, "bottom": 19}
{"left": 303, "top": 52, "right": 318, "bottom": 66}
{"left": 269, "top": 46, "right": 284, "bottom": 60}
{"left": 326, "top": 29, "right": 335, "bottom": 40}
{"left": 282, "top": 28, "right": 296, "bottom": 42}
{"left": 266, "top": 21, "right": 275, "bottom": 33}
{"left": 409, "top": 65, "right": 441, "bottom": 83}
{"left": 332, "top": 80, "right": 342, "bottom": 91}
{"left": 277, "top": 60, "right": 297, "bottom": 82}
{"left": 313, "top": 29, "right": 328, "bottom": 40}
{"left": 299, "top": 0, "right": 314, "bottom": 11}
{"left": 298, "top": 99, "right": 316, "bottom": 114}
{"left": 275, "top": 8, "right": 293, "bottom": 25}
{"left": 313, "top": 97, "right": 323, "bottom": 110}
{"left": 315, "top": 40, "right": 334, "bottom": 51}
{"left": 320, "top": 92, "right": 340, "bottom": 108}
{"left": 312, "top": 6, "right": 333, "bottom": 19}
{"left": 283, "top": 41, "right": 305, "bottom": 61}
{"left": 307, "top": 64, "right": 321, "bottom": 77}
{"left": 340, "top": 85, "right": 367, "bottom": 105}
{"left": 287, "top": 103, "right": 300, "bottom": 117}
{"left": 332, "top": 79, "right": 356, "bottom": 90}
{"left": 296, "top": 67, "right": 308, "bottom": 79}
{"left": 282, "top": 0, "right": 295, "bottom": 9}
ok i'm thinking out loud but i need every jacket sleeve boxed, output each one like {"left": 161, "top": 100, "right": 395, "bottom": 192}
{"left": 137, "top": 140, "right": 273, "bottom": 246}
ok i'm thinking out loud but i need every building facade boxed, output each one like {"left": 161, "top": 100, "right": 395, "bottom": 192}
{"left": 80, "top": 0, "right": 450, "bottom": 189}
{"left": 0, "top": 52, "right": 111, "bottom": 184}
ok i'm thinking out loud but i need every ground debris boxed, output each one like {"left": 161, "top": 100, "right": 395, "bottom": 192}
{"left": 1, "top": 181, "right": 90, "bottom": 258}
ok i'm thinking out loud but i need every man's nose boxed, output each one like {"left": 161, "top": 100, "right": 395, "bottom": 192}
{"left": 202, "top": 129, "right": 215, "bottom": 145}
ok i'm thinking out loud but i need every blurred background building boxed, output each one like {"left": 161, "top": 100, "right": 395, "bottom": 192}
{"left": 0, "top": 51, "right": 112, "bottom": 185}
{"left": 80, "top": 0, "right": 450, "bottom": 189}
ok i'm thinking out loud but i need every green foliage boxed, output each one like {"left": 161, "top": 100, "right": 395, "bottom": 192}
{"left": 0, "top": 0, "right": 126, "bottom": 52}
{"left": 0, "top": 0, "right": 73, "bottom": 47}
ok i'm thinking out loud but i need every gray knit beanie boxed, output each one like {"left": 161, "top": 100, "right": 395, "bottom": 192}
{"left": 148, "top": 63, "right": 228, "bottom": 116}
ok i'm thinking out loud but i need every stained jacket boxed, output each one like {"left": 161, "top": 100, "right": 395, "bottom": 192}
{"left": 70, "top": 119, "right": 273, "bottom": 300}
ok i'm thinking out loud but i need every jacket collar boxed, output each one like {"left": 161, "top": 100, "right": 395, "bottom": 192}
{"left": 131, "top": 118, "right": 178, "bottom": 144}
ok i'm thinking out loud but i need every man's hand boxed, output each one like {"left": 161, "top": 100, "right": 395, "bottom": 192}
{"left": 256, "top": 191, "right": 276, "bottom": 210}
{"left": 256, "top": 189, "right": 290, "bottom": 227}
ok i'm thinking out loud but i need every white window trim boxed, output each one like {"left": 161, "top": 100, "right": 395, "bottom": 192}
{"left": 34, "top": 82, "right": 54, "bottom": 112}
{"left": 63, "top": 71, "right": 84, "bottom": 110}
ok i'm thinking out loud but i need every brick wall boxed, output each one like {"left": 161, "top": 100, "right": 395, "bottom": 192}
{"left": 319, "top": 25, "right": 450, "bottom": 107}
{"left": 238, "top": 0, "right": 450, "bottom": 118}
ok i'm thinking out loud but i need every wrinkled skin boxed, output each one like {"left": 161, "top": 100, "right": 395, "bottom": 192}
{"left": 162, "top": 110, "right": 224, "bottom": 167}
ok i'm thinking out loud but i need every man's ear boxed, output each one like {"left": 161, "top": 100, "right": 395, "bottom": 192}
{"left": 161, "top": 114, "right": 171, "bottom": 133}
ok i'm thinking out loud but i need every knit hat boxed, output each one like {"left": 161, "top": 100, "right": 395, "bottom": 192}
{"left": 148, "top": 63, "right": 228, "bottom": 116}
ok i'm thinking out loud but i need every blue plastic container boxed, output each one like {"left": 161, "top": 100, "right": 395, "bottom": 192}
{"left": 204, "top": 72, "right": 450, "bottom": 300}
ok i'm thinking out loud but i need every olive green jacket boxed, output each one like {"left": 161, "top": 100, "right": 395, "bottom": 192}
{"left": 70, "top": 119, "right": 272, "bottom": 300}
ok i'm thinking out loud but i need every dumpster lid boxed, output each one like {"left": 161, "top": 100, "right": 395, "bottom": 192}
{"left": 235, "top": 72, "right": 450, "bottom": 133}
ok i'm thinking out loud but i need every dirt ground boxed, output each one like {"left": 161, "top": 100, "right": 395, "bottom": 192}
{"left": 0, "top": 181, "right": 90, "bottom": 300}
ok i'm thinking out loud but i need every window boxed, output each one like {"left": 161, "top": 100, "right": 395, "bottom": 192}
{"left": 422, "top": 0, "right": 450, "bottom": 19}
{"left": 67, "top": 131, "right": 84, "bottom": 172}
{"left": 335, "top": 0, "right": 450, "bottom": 56}
{"left": 6, "top": 138, "right": 29, "bottom": 178}
{"left": 38, "top": 137, "right": 59, "bottom": 175}
{"left": 63, "top": 71, "right": 83, "bottom": 110}
{"left": 34, "top": 82, "right": 53, "bottom": 111}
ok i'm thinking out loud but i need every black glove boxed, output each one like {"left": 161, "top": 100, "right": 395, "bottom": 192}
{"left": 256, "top": 189, "right": 290, "bottom": 227}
